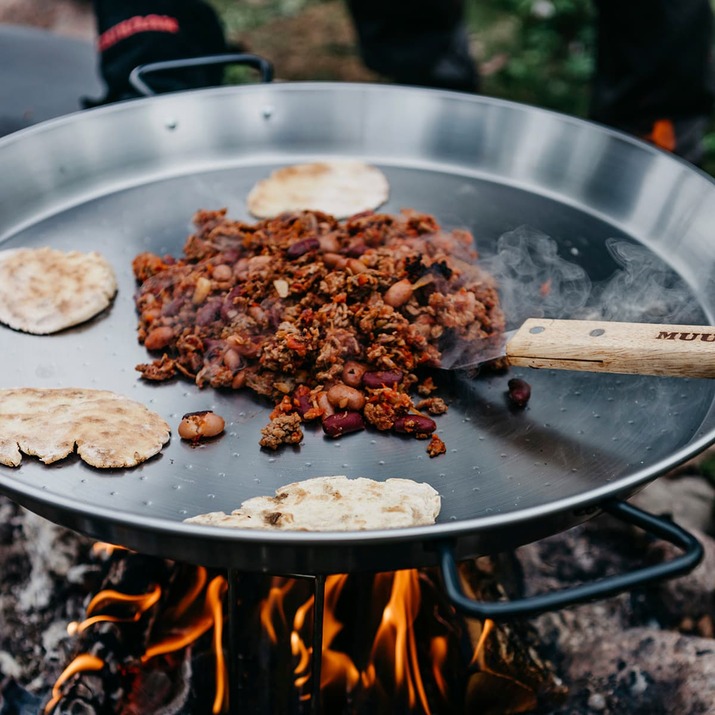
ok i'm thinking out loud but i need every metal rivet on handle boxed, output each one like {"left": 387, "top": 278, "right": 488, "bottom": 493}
{"left": 529, "top": 326, "right": 545, "bottom": 334}
{"left": 590, "top": 328, "right": 605, "bottom": 337}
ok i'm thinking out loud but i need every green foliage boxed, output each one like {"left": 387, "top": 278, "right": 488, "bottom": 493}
{"left": 468, "top": 0, "right": 595, "bottom": 116}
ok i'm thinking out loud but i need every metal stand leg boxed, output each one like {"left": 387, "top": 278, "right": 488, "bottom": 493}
{"left": 310, "top": 574, "right": 326, "bottom": 715}
{"left": 227, "top": 568, "right": 241, "bottom": 715}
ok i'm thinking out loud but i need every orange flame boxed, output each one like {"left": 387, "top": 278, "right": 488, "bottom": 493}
{"left": 260, "top": 570, "right": 450, "bottom": 713}
{"left": 44, "top": 654, "right": 104, "bottom": 713}
{"left": 50, "top": 567, "right": 228, "bottom": 715}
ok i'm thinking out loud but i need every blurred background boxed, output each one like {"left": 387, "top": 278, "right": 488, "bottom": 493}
{"left": 1, "top": 0, "right": 714, "bottom": 176}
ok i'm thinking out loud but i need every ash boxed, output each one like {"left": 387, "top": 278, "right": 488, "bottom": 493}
{"left": 1, "top": 462, "right": 714, "bottom": 715}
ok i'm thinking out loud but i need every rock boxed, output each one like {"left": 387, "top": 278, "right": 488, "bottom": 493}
{"left": 631, "top": 475, "right": 715, "bottom": 535}
{"left": 552, "top": 628, "right": 715, "bottom": 715}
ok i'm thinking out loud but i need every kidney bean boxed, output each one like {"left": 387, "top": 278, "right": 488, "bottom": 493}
{"left": 362, "top": 370, "right": 403, "bottom": 390}
{"left": 144, "top": 325, "right": 174, "bottom": 351}
{"left": 196, "top": 299, "right": 222, "bottom": 327}
{"left": 344, "top": 241, "right": 366, "bottom": 257}
{"left": 178, "top": 410, "right": 225, "bottom": 441}
{"left": 322, "top": 411, "right": 365, "bottom": 438}
{"left": 293, "top": 391, "right": 314, "bottom": 419}
{"left": 161, "top": 298, "right": 183, "bottom": 317}
{"left": 286, "top": 237, "right": 320, "bottom": 260}
{"left": 342, "top": 361, "right": 367, "bottom": 388}
{"left": 393, "top": 414, "right": 436, "bottom": 438}
{"left": 507, "top": 378, "right": 531, "bottom": 408}
{"left": 327, "top": 383, "right": 365, "bottom": 411}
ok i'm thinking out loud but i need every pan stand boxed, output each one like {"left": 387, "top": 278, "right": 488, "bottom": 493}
{"left": 227, "top": 568, "right": 326, "bottom": 715}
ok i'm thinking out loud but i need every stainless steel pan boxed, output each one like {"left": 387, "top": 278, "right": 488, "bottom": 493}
{"left": 0, "top": 79, "right": 713, "bottom": 611}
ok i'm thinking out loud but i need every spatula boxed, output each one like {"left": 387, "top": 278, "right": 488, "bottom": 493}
{"left": 446, "top": 318, "right": 715, "bottom": 378}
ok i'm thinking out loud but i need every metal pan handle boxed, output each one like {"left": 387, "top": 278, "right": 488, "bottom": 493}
{"left": 438, "top": 498, "right": 704, "bottom": 620}
{"left": 128, "top": 53, "right": 274, "bottom": 97}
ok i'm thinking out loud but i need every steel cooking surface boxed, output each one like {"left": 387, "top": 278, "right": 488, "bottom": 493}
{"left": 1, "top": 84, "right": 714, "bottom": 571}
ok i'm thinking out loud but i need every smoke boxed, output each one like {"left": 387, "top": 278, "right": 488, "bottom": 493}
{"left": 481, "top": 225, "right": 701, "bottom": 328}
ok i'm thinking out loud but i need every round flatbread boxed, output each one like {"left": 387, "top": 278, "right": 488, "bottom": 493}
{"left": 0, "top": 247, "right": 117, "bottom": 334}
{"left": 246, "top": 161, "right": 390, "bottom": 219}
{"left": 0, "top": 388, "right": 170, "bottom": 469}
{"left": 185, "top": 475, "right": 441, "bottom": 531}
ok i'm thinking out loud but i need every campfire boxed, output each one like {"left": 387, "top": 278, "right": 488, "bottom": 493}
{"left": 1, "top": 466, "right": 714, "bottom": 715}
{"left": 38, "top": 548, "right": 564, "bottom": 714}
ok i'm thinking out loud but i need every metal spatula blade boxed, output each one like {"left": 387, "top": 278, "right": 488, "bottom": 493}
{"left": 442, "top": 318, "right": 715, "bottom": 379}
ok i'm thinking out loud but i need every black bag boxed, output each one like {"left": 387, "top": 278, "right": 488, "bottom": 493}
{"left": 88, "top": 0, "right": 228, "bottom": 105}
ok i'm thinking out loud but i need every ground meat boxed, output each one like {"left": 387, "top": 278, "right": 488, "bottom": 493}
{"left": 427, "top": 434, "right": 447, "bottom": 457}
{"left": 259, "top": 413, "right": 304, "bottom": 450}
{"left": 132, "top": 209, "right": 505, "bottom": 454}
{"left": 415, "top": 397, "right": 449, "bottom": 415}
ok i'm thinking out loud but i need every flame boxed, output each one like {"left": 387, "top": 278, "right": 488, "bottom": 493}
{"left": 260, "top": 569, "right": 451, "bottom": 713}
{"left": 44, "top": 654, "right": 104, "bottom": 713}
{"left": 50, "top": 566, "right": 228, "bottom": 715}
{"left": 91, "top": 542, "right": 126, "bottom": 557}
{"left": 469, "top": 618, "right": 494, "bottom": 669}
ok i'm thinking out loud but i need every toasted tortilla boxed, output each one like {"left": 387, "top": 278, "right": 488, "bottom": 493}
{"left": 246, "top": 161, "right": 389, "bottom": 219}
{"left": 0, "top": 247, "right": 117, "bottom": 334}
{"left": 0, "top": 388, "right": 170, "bottom": 469}
{"left": 185, "top": 475, "right": 441, "bottom": 531}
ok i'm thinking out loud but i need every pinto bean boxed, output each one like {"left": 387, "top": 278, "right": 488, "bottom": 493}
{"left": 231, "top": 370, "right": 247, "bottom": 390}
{"left": 223, "top": 348, "right": 243, "bottom": 371}
{"left": 342, "top": 361, "right": 367, "bottom": 388}
{"left": 346, "top": 258, "right": 367, "bottom": 274}
{"left": 315, "top": 391, "right": 335, "bottom": 418}
{"left": 286, "top": 237, "right": 320, "bottom": 259}
{"left": 392, "top": 414, "right": 436, "bottom": 438}
{"left": 178, "top": 410, "right": 225, "bottom": 441}
{"left": 144, "top": 326, "right": 174, "bottom": 351}
{"left": 327, "top": 383, "right": 365, "bottom": 411}
{"left": 212, "top": 263, "right": 233, "bottom": 281}
{"left": 383, "top": 279, "right": 413, "bottom": 307}
{"left": 507, "top": 378, "right": 531, "bottom": 408}
{"left": 318, "top": 233, "right": 340, "bottom": 252}
{"left": 322, "top": 252, "right": 348, "bottom": 270}
{"left": 362, "top": 370, "right": 403, "bottom": 389}
{"left": 322, "top": 411, "right": 365, "bottom": 438}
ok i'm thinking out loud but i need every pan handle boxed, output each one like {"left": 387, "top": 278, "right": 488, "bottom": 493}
{"left": 128, "top": 53, "right": 274, "bottom": 97}
{"left": 437, "top": 498, "right": 704, "bottom": 620}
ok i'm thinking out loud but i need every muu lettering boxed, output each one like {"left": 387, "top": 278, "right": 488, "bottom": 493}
{"left": 657, "top": 331, "right": 715, "bottom": 342}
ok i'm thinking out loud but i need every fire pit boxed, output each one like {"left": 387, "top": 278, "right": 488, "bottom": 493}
{"left": 1, "top": 468, "right": 714, "bottom": 714}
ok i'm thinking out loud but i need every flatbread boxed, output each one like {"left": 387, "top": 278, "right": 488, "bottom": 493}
{"left": 185, "top": 475, "right": 441, "bottom": 531}
{"left": 0, "top": 388, "right": 170, "bottom": 469}
{"left": 0, "top": 247, "right": 117, "bottom": 334}
{"left": 246, "top": 161, "right": 389, "bottom": 219}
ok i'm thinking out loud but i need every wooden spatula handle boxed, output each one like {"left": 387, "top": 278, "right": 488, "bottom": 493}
{"left": 506, "top": 318, "right": 715, "bottom": 378}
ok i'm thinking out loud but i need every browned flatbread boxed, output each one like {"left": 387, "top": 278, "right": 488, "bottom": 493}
{"left": 185, "top": 475, "right": 441, "bottom": 531}
{"left": 246, "top": 161, "right": 389, "bottom": 219}
{"left": 0, "top": 388, "right": 170, "bottom": 469}
{"left": 0, "top": 247, "right": 117, "bottom": 334}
